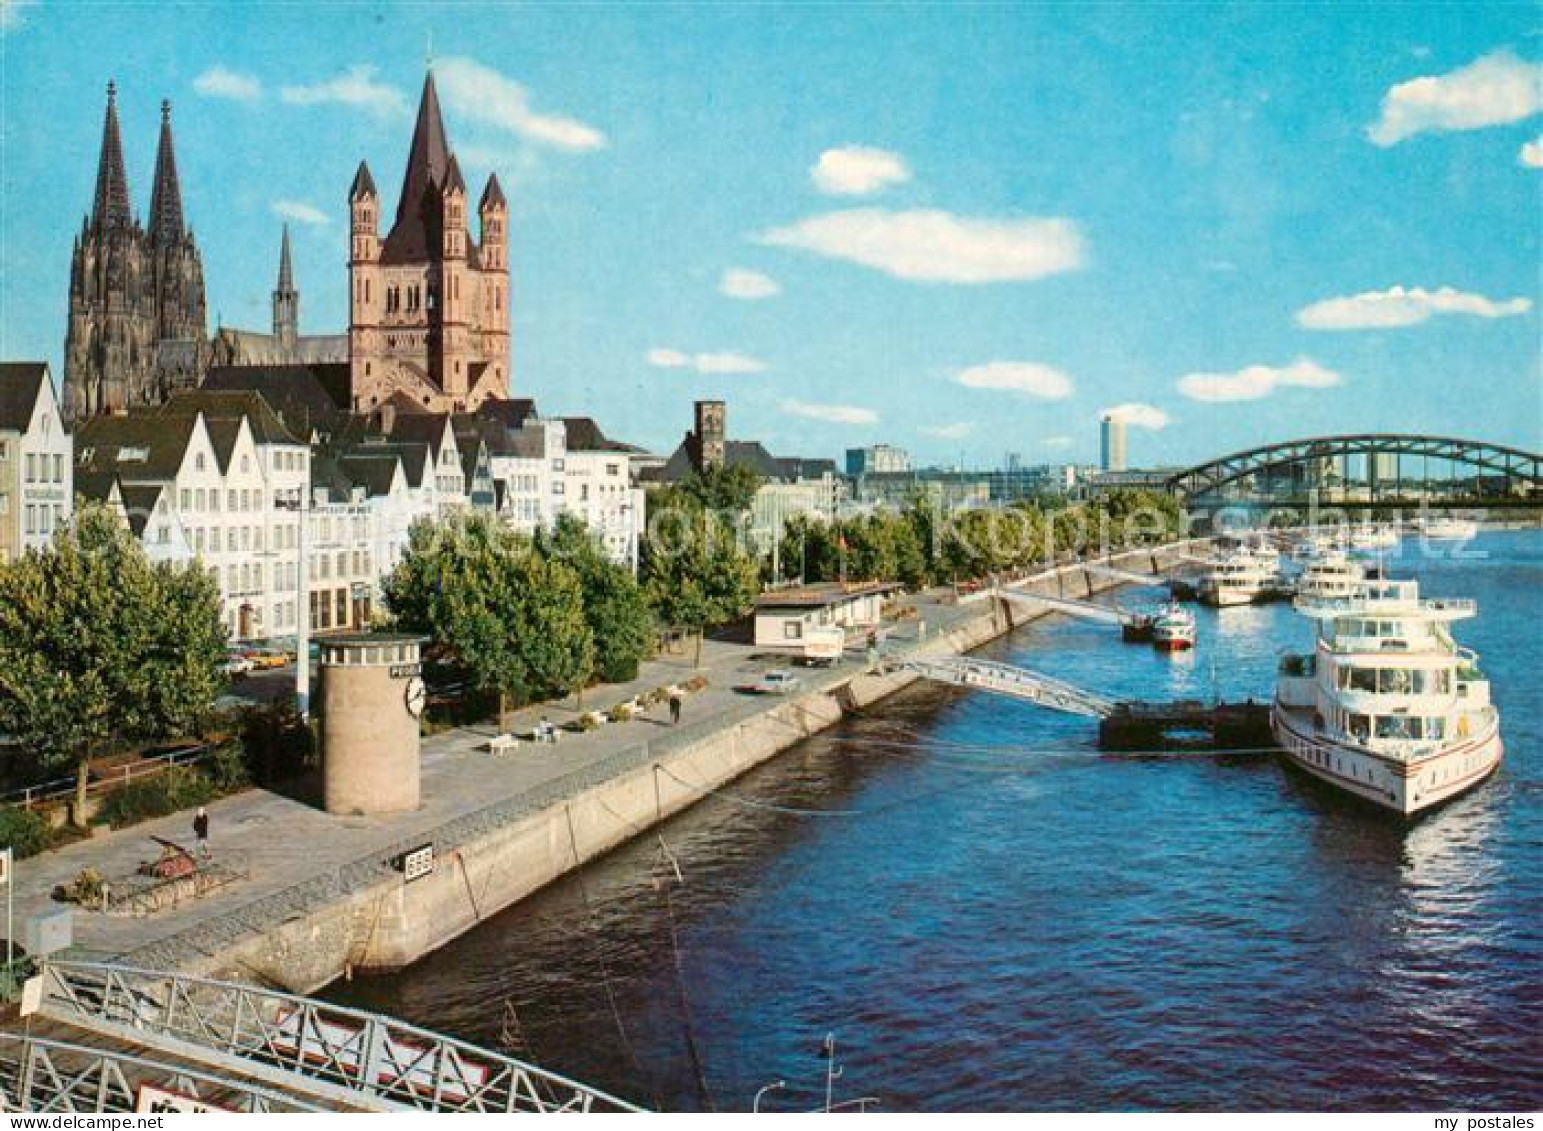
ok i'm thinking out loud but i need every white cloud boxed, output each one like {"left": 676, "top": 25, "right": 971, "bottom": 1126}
{"left": 954, "top": 360, "right": 1073, "bottom": 400}
{"left": 646, "top": 348, "right": 766, "bottom": 374}
{"left": 0, "top": 0, "right": 38, "bottom": 32}
{"left": 719, "top": 268, "right": 780, "bottom": 300}
{"left": 1367, "top": 50, "right": 1543, "bottom": 146}
{"left": 1177, "top": 358, "right": 1341, "bottom": 404}
{"left": 758, "top": 208, "right": 1085, "bottom": 284}
{"left": 921, "top": 422, "right": 975, "bottom": 439}
{"left": 272, "top": 200, "right": 330, "bottom": 228}
{"left": 1101, "top": 403, "right": 1172, "bottom": 430}
{"left": 781, "top": 399, "right": 878, "bottom": 426}
{"left": 1042, "top": 436, "right": 1074, "bottom": 450}
{"left": 1297, "top": 285, "right": 1532, "bottom": 330}
{"left": 1521, "top": 136, "right": 1543, "bottom": 167}
{"left": 434, "top": 56, "right": 605, "bottom": 152}
{"left": 193, "top": 65, "right": 261, "bottom": 103}
{"left": 812, "top": 146, "right": 911, "bottom": 195}
{"left": 280, "top": 65, "right": 408, "bottom": 119}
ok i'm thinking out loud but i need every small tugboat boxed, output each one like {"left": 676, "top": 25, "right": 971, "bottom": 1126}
{"left": 1273, "top": 575, "right": 1501, "bottom": 816}
{"left": 1150, "top": 602, "right": 1196, "bottom": 651}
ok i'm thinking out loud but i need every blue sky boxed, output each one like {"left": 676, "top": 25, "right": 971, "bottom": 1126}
{"left": 1, "top": 1, "right": 1539, "bottom": 468}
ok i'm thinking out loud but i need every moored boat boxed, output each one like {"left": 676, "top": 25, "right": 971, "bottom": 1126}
{"left": 1272, "top": 576, "right": 1502, "bottom": 816}
{"left": 1291, "top": 551, "right": 1366, "bottom": 606}
{"left": 1417, "top": 516, "right": 1479, "bottom": 542}
{"left": 1151, "top": 602, "right": 1196, "bottom": 651}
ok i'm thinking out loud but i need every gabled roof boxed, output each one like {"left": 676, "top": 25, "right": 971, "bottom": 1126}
{"left": 0, "top": 362, "right": 51, "bottom": 432}
{"left": 349, "top": 160, "right": 377, "bottom": 201}
{"left": 383, "top": 412, "right": 456, "bottom": 462}
{"left": 652, "top": 437, "right": 835, "bottom": 484}
{"left": 479, "top": 173, "right": 506, "bottom": 211}
{"left": 76, "top": 412, "right": 200, "bottom": 482}
{"left": 156, "top": 389, "right": 303, "bottom": 448}
{"left": 560, "top": 416, "right": 644, "bottom": 454}
{"left": 202, "top": 363, "right": 349, "bottom": 435}
{"left": 342, "top": 439, "right": 431, "bottom": 489}
{"left": 336, "top": 452, "right": 407, "bottom": 499}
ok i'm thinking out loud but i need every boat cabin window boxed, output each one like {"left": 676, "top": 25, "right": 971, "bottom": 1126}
{"left": 1335, "top": 667, "right": 1450, "bottom": 695}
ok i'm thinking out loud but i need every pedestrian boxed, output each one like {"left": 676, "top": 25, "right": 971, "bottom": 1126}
{"left": 192, "top": 806, "right": 210, "bottom": 859}
{"left": 669, "top": 692, "right": 682, "bottom": 726}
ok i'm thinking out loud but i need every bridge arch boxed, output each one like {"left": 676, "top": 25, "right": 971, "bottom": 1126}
{"left": 1167, "top": 434, "right": 1542, "bottom": 502}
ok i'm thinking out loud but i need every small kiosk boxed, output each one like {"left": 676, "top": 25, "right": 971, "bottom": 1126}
{"left": 319, "top": 634, "right": 427, "bottom": 816}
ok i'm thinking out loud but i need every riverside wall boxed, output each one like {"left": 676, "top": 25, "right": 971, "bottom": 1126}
{"left": 190, "top": 542, "right": 1205, "bottom": 995}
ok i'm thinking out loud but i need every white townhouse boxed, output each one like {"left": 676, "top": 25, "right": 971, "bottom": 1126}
{"left": 0, "top": 362, "right": 73, "bottom": 563}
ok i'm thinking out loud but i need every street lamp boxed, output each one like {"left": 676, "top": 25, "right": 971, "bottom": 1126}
{"left": 273, "top": 490, "right": 311, "bottom": 720}
{"left": 752, "top": 1080, "right": 785, "bottom": 1113}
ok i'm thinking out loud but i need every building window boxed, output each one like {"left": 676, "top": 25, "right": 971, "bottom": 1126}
{"left": 783, "top": 621, "right": 803, "bottom": 640}
{"left": 195, "top": 453, "right": 206, "bottom": 472}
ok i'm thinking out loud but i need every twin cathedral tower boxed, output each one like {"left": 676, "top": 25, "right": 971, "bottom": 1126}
{"left": 64, "top": 71, "right": 511, "bottom": 422}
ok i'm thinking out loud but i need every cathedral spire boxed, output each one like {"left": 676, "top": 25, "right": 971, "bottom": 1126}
{"left": 278, "top": 223, "right": 293, "bottom": 290}
{"left": 394, "top": 70, "right": 451, "bottom": 231}
{"left": 147, "top": 99, "right": 185, "bottom": 247}
{"left": 91, "top": 81, "right": 132, "bottom": 232}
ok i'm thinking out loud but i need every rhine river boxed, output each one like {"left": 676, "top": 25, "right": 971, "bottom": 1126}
{"left": 327, "top": 528, "right": 1542, "bottom": 1111}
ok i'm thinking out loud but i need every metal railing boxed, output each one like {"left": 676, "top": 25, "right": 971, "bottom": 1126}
{"left": 0, "top": 744, "right": 215, "bottom": 811}
{"left": 36, "top": 960, "right": 646, "bottom": 1113}
{"left": 900, "top": 656, "right": 1118, "bottom": 718}
{"left": 0, "top": 1032, "right": 323, "bottom": 1113}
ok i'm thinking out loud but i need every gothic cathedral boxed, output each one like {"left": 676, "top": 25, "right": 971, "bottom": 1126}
{"left": 63, "top": 84, "right": 207, "bottom": 422}
{"left": 347, "top": 71, "right": 510, "bottom": 413}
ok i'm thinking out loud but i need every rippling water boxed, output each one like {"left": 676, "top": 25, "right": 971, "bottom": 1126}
{"left": 326, "top": 529, "right": 1543, "bottom": 1111}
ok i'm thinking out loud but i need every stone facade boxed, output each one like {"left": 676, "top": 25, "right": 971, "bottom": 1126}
{"left": 347, "top": 72, "right": 510, "bottom": 414}
{"left": 64, "top": 87, "right": 207, "bottom": 422}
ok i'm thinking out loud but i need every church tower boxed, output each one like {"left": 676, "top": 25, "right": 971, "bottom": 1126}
{"left": 273, "top": 224, "right": 299, "bottom": 351}
{"left": 63, "top": 86, "right": 206, "bottom": 421}
{"left": 347, "top": 70, "right": 510, "bottom": 413}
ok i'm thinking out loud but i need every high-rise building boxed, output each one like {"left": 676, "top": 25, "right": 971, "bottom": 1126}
{"left": 1100, "top": 414, "right": 1127, "bottom": 472}
{"left": 846, "top": 444, "right": 910, "bottom": 476}
{"left": 63, "top": 86, "right": 207, "bottom": 421}
{"left": 347, "top": 70, "right": 510, "bottom": 413}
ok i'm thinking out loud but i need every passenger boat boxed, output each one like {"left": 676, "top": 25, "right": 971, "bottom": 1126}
{"left": 1198, "top": 551, "right": 1283, "bottom": 607}
{"left": 1348, "top": 523, "right": 1399, "bottom": 552}
{"left": 1272, "top": 576, "right": 1501, "bottom": 816}
{"left": 1417, "top": 516, "right": 1479, "bottom": 542}
{"left": 1291, "top": 552, "right": 1365, "bottom": 606}
{"left": 1150, "top": 602, "right": 1196, "bottom": 651}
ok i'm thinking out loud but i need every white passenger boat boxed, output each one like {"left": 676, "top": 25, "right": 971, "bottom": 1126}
{"left": 1348, "top": 523, "right": 1400, "bottom": 551}
{"left": 1198, "top": 549, "right": 1284, "bottom": 607}
{"left": 1291, "top": 552, "right": 1366, "bottom": 606}
{"left": 1417, "top": 516, "right": 1479, "bottom": 542}
{"left": 1272, "top": 576, "right": 1502, "bottom": 816}
{"left": 1150, "top": 602, "right": 1196, "bottom": 651}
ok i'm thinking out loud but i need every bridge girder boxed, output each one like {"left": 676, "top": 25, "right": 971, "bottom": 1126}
{"left": 1167, "top": 434, "right": 1543, "bottom": 499}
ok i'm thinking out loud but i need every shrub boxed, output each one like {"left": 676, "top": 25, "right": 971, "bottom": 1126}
{"left": 0, "top": 804, "right": 55, "bottom": 859}
{"left": 237, "top": 703, "right": 316, "bottom": 786}
{"left": 572, "top": 713, "right": 603, "bottom": 733}
{"left": 607, "top": 702, "right": 635, "bottom": 723}
{"left": 204, "top": 743, "right": 250, "bottom": 793}
{"left": 60, "top": 867, "right": 105, "bottom": 907}
{"left": 683, "top": 675, "right": 709, "bottom": 693}
{"left": 97, "top": 767, "right": 215, "bottom": 830}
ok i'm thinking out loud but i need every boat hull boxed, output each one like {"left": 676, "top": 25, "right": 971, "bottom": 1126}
{"left": 1272, "top": 704, "right": 1502, "bottom": 816}
{"left": 1153, "top": 635, "right": 1193, "bottom": 651}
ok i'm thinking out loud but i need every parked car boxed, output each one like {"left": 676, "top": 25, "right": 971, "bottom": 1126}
{"left": 753, "top": 670, "right": 803, "bottom": 695}
{"left": 220, "top": 655, "right": 254, "bottom": 677}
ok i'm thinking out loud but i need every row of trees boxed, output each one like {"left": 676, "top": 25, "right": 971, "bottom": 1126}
{"left": 0, "top": 505, "right": 226, "bottom": 822}
{"left": 776, "top": 489, "right": 1187, "bottom": 587}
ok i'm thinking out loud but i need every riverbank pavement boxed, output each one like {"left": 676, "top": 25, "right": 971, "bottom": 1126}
{"left": 8, "top": 591, "right": 983, "bottom": 971}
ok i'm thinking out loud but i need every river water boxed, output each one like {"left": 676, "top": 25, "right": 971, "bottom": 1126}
{"left": 326, "top": 529, "right": 1542, "bottom": 1111}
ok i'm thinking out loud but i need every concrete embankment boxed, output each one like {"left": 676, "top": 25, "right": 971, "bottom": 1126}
{"left": 168, "top": 542, "right": 1205, "bottom": 994}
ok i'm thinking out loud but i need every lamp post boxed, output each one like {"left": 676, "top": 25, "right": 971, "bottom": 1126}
{"left": 274, "top": 490, "right": 311, "bottom": 720}
{"left": 752, "top": 1080, "right": 785, "bottom": 1113}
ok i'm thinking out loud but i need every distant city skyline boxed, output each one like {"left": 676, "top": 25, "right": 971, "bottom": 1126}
{"left": 1, "top": 2, "right": 1539, "bottom": 466}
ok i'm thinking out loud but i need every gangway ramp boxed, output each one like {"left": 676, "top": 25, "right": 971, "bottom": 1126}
{"left": 901, "top": 656, "right": 1117, "bottom": 718}
{"left": 1078, "top": 562, "right": 1172, "bottom": 588}
{"left": 21, "top": 960, "right": 646, "bottom": 1114}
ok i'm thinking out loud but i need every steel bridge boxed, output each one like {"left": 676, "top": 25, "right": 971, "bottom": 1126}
{"left": 1, "top": 960, "right": 645, "bottom": 1114}
{"left": 900, "top": 656, "right": 1118, "bottom": 718}
{"left": 1167, "top": 434, "right": 1543, "bottom": 504}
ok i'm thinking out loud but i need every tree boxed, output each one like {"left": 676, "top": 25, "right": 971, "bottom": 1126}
{"left": 641, "top": 509, "right": 759, "bottom": 667}
{"left": 676, "top": 464, "right": 763, "bottom": 515}
{"left": 383, "top": 512, "right": 595, "bottom": 724}
{"left": 537, "top": 515, "right": 654, "bottom": 684}
{"left": 0, "top": 504, "right": 225, "bottom": 824}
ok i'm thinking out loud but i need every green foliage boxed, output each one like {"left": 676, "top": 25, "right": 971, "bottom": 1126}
{"left": 203, "top": 743, "right": 251, "bottom": 793}
{"left": 666, "top": 464, "right": 763, "bottom": 516}
{"left": 536, "top": 516, "right": 653, "bottom": 684}
{"left": 385, "top": 512, "right": 595, "bottom": 705}
{"left": 641, "top": 509, "right": 760, "bottom": 634}
{"left": 0, "top": 805, "right": 55, "bottom": 859}
{"left": 236, "top": 701, "right": 315, "bottom": 786}
{"left": 0, "top": 504, "right": 227, "bottom": 809}
{"left": 97, "top": 767, "right": 216, "bottom": 830}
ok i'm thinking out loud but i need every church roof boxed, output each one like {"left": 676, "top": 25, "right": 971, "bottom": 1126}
{"left": 349, "top": 160, "right": 377, "bottom": 201}
{"left": 0, "top": 362, "right": 51, "bottom": 432}
{"left": 382, "top": 71, "right": 452, "bottom": 265}
{"left": 202, "top": 363, "right": 351, "bottom": 434}
{"left": 651, "top": 437, "right": 836, "bottom": 484}
{"left": 277, "top": 224, "right": 293, "bottom": 291}
{"left": 479, "top": 173, "right": 506, "bottom": 211}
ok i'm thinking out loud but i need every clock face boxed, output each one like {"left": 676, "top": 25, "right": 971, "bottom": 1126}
{"left": 405, "top": 676, "right": 427, "bottom": 718}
